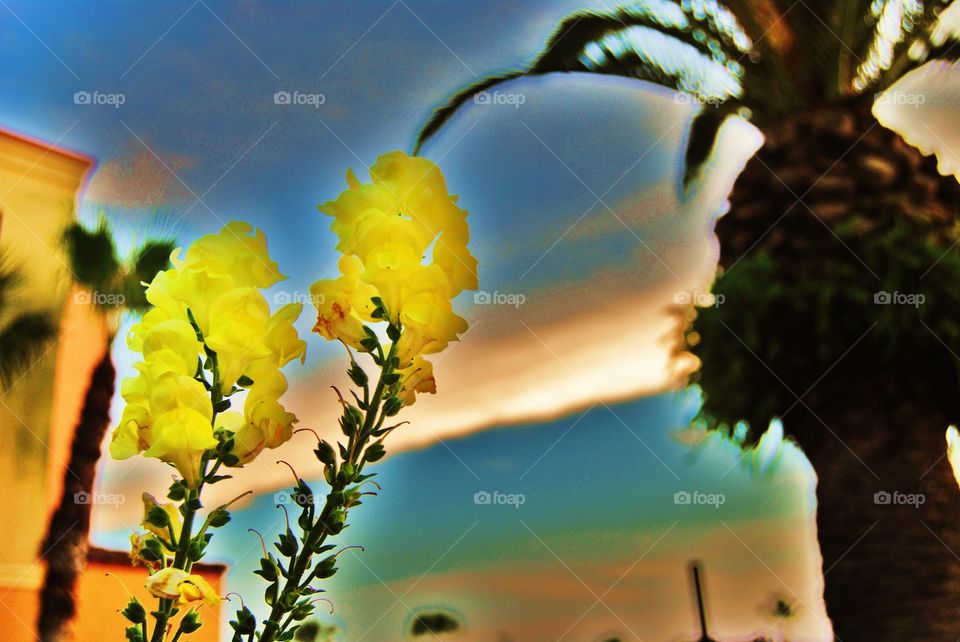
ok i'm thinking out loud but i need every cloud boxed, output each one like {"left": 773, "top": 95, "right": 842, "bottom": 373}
{"left": 85, "top": 145, "right": 195, "bottom": 208}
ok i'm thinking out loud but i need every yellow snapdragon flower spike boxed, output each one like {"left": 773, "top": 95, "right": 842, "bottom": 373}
{"left": 312, "top": 151, "right": 477, "bottom": 405}
{"left": 109, "top": 222, "right": 305, "bottom": 485}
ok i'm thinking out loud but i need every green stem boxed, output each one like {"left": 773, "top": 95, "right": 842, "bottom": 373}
{"left": 149, "top": 488, "right": 200, "bottom": 642}
{"left": 257, "top": 340, "right": 398, "bottom": 642}
{"left": 148, "top": 338, "right": 224, "bottom": 641}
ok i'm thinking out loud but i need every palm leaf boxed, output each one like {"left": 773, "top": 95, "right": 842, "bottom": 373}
{"left": 416, "top": 2, "right": 755, "bottom": 186}
{"left": 0, "top": 311, "right": 56, "bottom": 389}
{"left": 415, "top": 71, "right": 527, "bottom": 154}
{"left": 683, "top": 102, "right": 739, "bottom": 186}
{"left": 0, "top": 257, "right": 22, "bottom": 312}
{"left": 62, "top": 220, "right": 120, "bottom": 292}
{"left": 122, "top": 239, "right": 176, "bottom": 312}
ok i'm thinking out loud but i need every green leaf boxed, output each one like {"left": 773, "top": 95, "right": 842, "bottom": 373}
{"left": 121, "top": 597, "right": 146, "bottom": 623}
{"left": 382, "top": 396, "right": 403, "bottom": 417}
{"left": 145, "top": 506, "right": 171, "bottom": 530}
{"left": 314, "top": 440, "right": 336, "bottom": 465}
{"left": 208, "top": 507, "right": 231, "bottom": 528}
{"left": 179, "top": 610, "right": 202, "bottom": 633}
{"left": 364, "top": 443, "right": 387, "bottom": 463}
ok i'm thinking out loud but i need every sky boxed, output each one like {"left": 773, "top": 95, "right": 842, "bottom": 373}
{"left": 2, "top": 1, "right": 834, "bottom": 640}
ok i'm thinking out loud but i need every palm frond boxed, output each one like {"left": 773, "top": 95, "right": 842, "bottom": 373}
{"left": 416, "top": 1, "right": 759, "bottom": 187}
{"left": 415, "top": 71, "right": 527, "bottom": 154}
{"left": 854, "top": 0, "right": 958, "bottom": 90}
{"left": 62, "top": 220, "right": 120, "bottom": 292}
{"left": 852, "top": 0, "right": 926, "bottom": 91}
{"left": 683, "top": 102, "right": 740, "bottom": 186}
{"left": 0, "top": 256, "right": 23, "bottom": 312}
{"left": 0, "top": 311, "right": 56, "bottom": 389}
{"left": 122, "top": 239, "right": 176, "bottom": 312}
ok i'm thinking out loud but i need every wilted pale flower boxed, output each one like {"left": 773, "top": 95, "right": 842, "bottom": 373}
{"left": 145, "top": 567, "right": 220, "bottom": 607}
{"left": 311, "top": 151, "right": 476, "bottom": 405}
{"left": 108, "top": 221, "right": 305, "bottom": 485}
{"left": 129, "top": 532, "right": 160, "bottom": 570}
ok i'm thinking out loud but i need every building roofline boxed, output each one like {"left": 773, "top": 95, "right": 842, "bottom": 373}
{"left": 87, "top": 547, "right": 228, "bottom": 574}
{"left": 0, "top": 127, "right": 95, "bottom": 168}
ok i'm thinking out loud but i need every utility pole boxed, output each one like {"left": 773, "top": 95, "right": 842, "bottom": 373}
{"left": 691, "top": 561, "right": 717, "bottom": 642}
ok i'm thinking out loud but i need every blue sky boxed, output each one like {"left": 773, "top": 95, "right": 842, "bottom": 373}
{"left": 3, "top": 1, "right": 829, "bottom": 639}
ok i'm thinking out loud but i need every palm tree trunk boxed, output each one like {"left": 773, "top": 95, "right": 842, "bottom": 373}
{"left": 703, "top": 104, "right": 960, "bottom": 640}
{"left": 794, "top": 382, "right": 960, "bottom": 640}
{"left": 37, "top": 348, "right": 115, "bottom": 642}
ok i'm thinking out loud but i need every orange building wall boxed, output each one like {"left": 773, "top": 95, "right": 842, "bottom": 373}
{"left": 0, "top": 552, "right": 225, "bottom": 642}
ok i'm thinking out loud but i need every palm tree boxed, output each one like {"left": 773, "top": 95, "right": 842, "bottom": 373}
{"left": 0, "top": 255, "right": 56, "bottom": 388}
{"left": 417, "top": 2, "right": 960, "bottom": 639}
{"left": 37, "top": 216, "right": 174, "bottom": 642}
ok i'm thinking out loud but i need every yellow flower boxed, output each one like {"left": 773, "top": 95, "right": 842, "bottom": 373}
{"left": 433, "top": 231, "right": 478, "bottom": 297}
{"left": 205, "top": 287, "right": 273, "bottom": 391}
{"left": 397, "top": 356, "right": 436, "bottom": 405}
{"left": 109, "top": 418, "right": 142, "bottom": 460}
{"left": 312, "top": 152, "right": 475, "bottom": 412}
{"left": 260, "top": 302, "right": 308, "bottom": 368}
{"left": 141, "top": 493, "right": 183, "bottom": 539}
{"left": 145, "top": 567, "right": 220, "bottom": 607}
{"left": 110, "top": 221, "right": 304, "bottom": 478}
{"left": 310, "top": 256, "right": 378, "bottom": 350}
{"left": 143, "top": 374, "right": 217, "bottom": 487}
{"left": 367, "top": 151, "right": 466, "bottom": 236}
{"left": 140, "top": 319, "right": 203, "bottom": 376}
{"left": 175, "top": 574, "right": 221, "bottom": 607}
{"left": 395, "top": 292, "right": 468, "bottom": 366}
{"left": 217, "top": 368, "right": 297, "bottom": 466}
{"left": 318, "top": 151, "right": 478, "bottom": 297}
{"left": 175, "top": 220, "right": 284, "bottom": 290}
